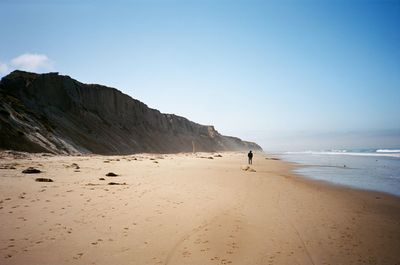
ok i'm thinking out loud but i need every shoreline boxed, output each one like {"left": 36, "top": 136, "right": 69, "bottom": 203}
{"left": 271, "top": 151, "right": 400, "bottom": 199}
{"left": 284, "top": 160, "right": 400, "bottom": 200}
{"left": 1, "top": 151, "right": 399, "bottom": 264}
{"left": 275, "top": 155, "right": 400, "bottom": 208}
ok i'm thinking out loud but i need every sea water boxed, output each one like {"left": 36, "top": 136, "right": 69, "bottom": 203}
{"left": 277, "top": 149, "right": 400, "bottom": 196}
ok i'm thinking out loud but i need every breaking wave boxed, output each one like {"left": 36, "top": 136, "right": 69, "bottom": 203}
{"left": 376, "top": 149, "right": 400, "bottom": 153}
{"left": 285, "top": 150, "right": 400, "bottom": 158}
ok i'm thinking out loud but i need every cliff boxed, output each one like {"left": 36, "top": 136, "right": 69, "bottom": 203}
{"left": 0, "top": 71, "right": 262, "bottom": 154}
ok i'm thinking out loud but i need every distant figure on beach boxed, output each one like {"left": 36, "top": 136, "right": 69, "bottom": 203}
{"left": 248, "top": 150, "right": 253, "bottom": 165}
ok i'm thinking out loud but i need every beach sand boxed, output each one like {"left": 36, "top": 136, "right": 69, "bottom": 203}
{"left": 0, "top": 151, "right": 399, "bottom": 265}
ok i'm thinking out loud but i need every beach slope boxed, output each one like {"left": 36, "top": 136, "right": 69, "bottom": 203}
{"left": 0, "top": 151, "right": 399, "bottom": 264}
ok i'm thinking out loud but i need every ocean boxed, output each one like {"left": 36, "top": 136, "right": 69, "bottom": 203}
{"left": 276, "top": 149, "right": 400, "bottom": 197}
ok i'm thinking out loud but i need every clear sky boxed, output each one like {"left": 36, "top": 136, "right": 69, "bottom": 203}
{"left": 1, "top": 0, "right": 399, "bottom": 151}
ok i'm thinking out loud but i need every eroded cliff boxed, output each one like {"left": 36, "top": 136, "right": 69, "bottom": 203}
{"left": 0, "top": 71, "right": 262, "bottom": 154}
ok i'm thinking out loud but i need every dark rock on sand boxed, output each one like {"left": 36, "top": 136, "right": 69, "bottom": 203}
{"left": 35, "top": 178, "right": 53, "bottom": 182}
{"left": 22, "top": 167, "right": 41, "bottom": 174}
{"left": 99, "top": 177, "right": 105, "bottom": 180}
{"left": 106, "top": 172, "right": 118, "bottom": 177}
{"left": 108, "top": 182, "right": 126, "bottom": 185}
{"left": 86, "top": 183, "right": 100, "bottom": 186}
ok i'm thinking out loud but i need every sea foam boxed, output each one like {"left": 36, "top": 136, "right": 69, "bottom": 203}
{"left": 376, "top": 149, "right": 400, "bottom": 153}
{"left": 285, "top": 150, "right": 400, "bottom": 158}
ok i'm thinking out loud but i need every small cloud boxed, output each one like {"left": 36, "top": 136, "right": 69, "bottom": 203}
{"left": 10, "top": 53, "right": 54, "bottom": 72}
{"left": 0, "top": 53, "right": 55, "bottom": 77}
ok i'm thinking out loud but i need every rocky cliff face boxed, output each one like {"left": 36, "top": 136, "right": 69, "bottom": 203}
{"left": 0, "top": 71, "right": 262, "bottom": 154}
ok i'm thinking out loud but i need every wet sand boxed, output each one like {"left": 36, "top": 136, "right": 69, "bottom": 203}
{"left": 0, "top": 151, "right": 399, "bottom": 265}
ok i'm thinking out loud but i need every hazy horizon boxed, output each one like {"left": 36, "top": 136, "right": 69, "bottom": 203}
{"left": 245, "top": 129, "right": 400, "bottom": 152}
{"left": 1, "top": 0, "right": 399, "bottom": 151}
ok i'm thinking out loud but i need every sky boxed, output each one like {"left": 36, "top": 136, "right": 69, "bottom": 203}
{"left": 0, "top": 0, "right": 399, "bottom": 151}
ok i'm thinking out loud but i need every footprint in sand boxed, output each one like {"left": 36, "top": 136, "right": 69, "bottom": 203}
{"left": 73, "top": 253, "right": 84, "bottom": 260}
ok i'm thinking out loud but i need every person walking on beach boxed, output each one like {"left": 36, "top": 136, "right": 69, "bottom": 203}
{"left": 248, "top": 150, "right": 253, "bottom": 165}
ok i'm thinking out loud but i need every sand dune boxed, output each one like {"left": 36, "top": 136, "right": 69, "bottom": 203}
{"left": 0, "top": 152, "right": 399, "bottom": 264}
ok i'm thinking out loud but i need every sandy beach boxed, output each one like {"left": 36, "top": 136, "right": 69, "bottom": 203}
{"left": 0, "top": 151, "right": 399, "bottom": 265}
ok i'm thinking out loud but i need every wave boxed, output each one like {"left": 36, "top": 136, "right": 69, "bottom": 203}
{"left": 285, "top": 151, "right": 400, "bottom": 158}
{"left": 376, "top": 149, "right": 400, "bottom": 153}
{"left": 330, "top": 149, "right": 348, "bottom": 153}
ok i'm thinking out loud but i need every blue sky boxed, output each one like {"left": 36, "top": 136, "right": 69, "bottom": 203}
{"left": 1, "top": 0, "right": 399, "bottom": 150}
